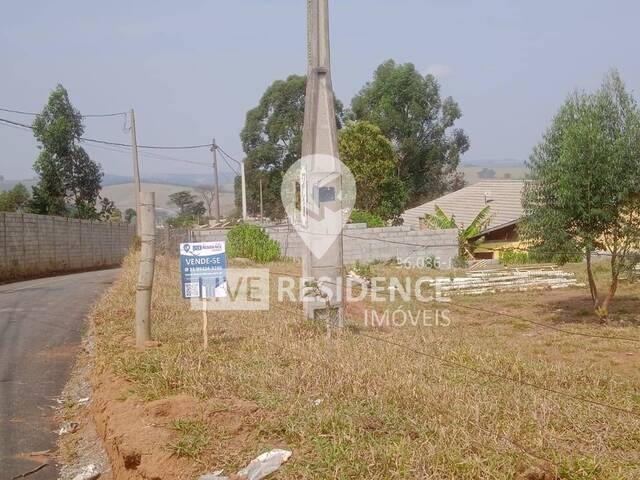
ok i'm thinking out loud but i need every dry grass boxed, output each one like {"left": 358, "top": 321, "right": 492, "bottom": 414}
{"left": 92, "top": 254, "right": 640, "bottom": 479}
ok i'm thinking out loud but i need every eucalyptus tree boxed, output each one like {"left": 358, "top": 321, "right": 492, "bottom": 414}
{"left": 523, "top": 70, "right": 640, "bottom": 320}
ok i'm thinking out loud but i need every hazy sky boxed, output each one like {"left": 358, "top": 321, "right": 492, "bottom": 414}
{"left": 1, "top": 0, "right": 639, "bottom": 180}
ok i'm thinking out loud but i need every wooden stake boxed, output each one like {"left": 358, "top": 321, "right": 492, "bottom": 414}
{"left": 202, "top": 297, "right": 208, "bottom": 349}
{"left": 135, "top": 191, "right": 155, "bottom": 349}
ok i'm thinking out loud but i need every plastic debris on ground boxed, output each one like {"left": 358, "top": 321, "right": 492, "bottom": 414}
{"left": 199, "top": 449, "right": 292, "bottom": 480}
{"left": 71, "top": 464, "right": 101, "bottom": 480}
{"left": 58, "top": 421, "right": 79, "bottom": 435}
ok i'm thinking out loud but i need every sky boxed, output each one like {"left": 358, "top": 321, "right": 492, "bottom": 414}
{"left": 1, "top": 0, "right": 639, "bottom": 180}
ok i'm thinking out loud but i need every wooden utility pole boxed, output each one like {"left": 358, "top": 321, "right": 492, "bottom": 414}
{"left": 135, "top": 191, "right": 156, "bottom": 349}
{"left": 259, "top": 178, "right": 264, "bottom": 223}
{"left": 129, "top": 109, "right": 142, "bottom": 235}
{"left": 211, "top": 139, "right": 221, "bottom": 222}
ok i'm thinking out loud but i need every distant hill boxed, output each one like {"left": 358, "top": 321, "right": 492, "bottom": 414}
{"left": 459, "top": 159, "right": 527, "bottom": 185}
{"left": 2, "top": 174, "right": 234, "bottom": 193}
{"left": 103, "top": 173, "right": 235, "bottom": 191}
{"left": 0, "top": 178, "right": 235, "bottom": 218}
{"left": 101, "top": 182, "right": 236, "bottom": 217}
{"left": 0, "top": 178, "right": 37, "bottom": 192}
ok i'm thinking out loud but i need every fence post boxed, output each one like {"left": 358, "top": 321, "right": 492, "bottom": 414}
{"left": 135, "top": 192, "right": 156, "bottom": 349}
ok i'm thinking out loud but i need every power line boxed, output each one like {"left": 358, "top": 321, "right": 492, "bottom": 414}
{"left": 85, "top": 137, "right": 214, "bottom": 150}
{"left": 0, "top": 117, "right": 35, "bottom": 130}
{"left": 218, "top": 152, "right": 239, "bottom": 176}
{"left": 0, "top": 106, "right": 127, "bottom": 118}
{"left": 0, "top": 118, "right": 216, "bottom": 170}
{"left": 216, "top": 145, "right": 242, "bottom": 166}
{"left": 0, "top": 117, "right": 214, "bottom": 150}
{"left": 0, "top": 118, "right": 239, "bottom": 175}
{"left": 84, "top": 142, "right": 212, "bottom": 168}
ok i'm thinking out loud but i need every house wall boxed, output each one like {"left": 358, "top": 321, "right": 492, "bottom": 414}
{"left": 473, "top": 223, "right": 522, "bottom": 259}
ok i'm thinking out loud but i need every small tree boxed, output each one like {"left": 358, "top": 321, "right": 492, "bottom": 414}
{"left": 124, "top": 208, "right": 137, "bottom": 224}
{"left": 424, "top": 205, "right": 491, "bottom": 258}
{"left": 523, "top": 70, "right": 640, "bottom": 321}
{"left": 167, "top": 190, "right": 205, "bottom": 227}
{"left": 197, "top": 186, "right": 216, "bottom": 219}
{"left": 31, "top": 84, "right": 103, "bottom": 218}
{"left": 168, "top": 191, "right": 205, "bottom": 217}
{"left": 339, "top": 121, "right": 408, "bottom": 222}
{"left": 98, "top": 197, "right": 121, "bottom": 222}
{"left": 478, "top": 168, "right": 496, "bottom": 179}
{"left": 0, "top": 183, "right": 30, "bottom": 212}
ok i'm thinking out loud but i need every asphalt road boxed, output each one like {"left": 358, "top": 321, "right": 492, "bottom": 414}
{"left": 0, "top": 269, "right": 120, "bottom": 480}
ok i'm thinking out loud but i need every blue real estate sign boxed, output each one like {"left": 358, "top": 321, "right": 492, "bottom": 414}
{"left": 179, "top": 242, "right": 227, "bottom": 299}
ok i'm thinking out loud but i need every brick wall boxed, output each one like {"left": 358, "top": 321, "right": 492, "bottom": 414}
{"left": 0, "top": 213, "right": 136, "bottom": 282}
{"left": 193, "top": 224, "right": 459, "bottom": 268}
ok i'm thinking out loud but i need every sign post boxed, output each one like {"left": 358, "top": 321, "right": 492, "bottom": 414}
{"left": 202, "top": 297, "right": 208, "bottom": 349}
{"left": 179, "top": 241, "right": 227, "bottom": 348}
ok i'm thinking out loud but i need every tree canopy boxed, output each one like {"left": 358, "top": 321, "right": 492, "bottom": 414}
{"left": 238, "top": 61, "right": 468, "bottom": 222}
{"left": 338, "top": 121, "right": 407, "bottom": 222}
{"left": 522, "top": 70, "right": 640, "bottom": 320}
{"left": 30, "top": 84, "right": 104, "bottom": 218}
{"left": 351, "top": 60, "right": 469, "bottom": 205}
{"left": 239, "top": 75, "right": 343, "bottom": 219}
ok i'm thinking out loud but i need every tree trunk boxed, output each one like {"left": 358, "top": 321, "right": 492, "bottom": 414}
{"left": 597, "top": 253, "right": 620, "bottom": 323}
{"left": 586, "top": 251, "right": 599, "bottom": 308}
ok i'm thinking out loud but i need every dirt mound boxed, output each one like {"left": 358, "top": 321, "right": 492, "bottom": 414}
{"left": 91, "top": 372, "right": 263, "bottom": 480}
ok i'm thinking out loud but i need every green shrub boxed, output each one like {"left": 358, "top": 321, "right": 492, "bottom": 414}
{"left": 451, "top": 255, "right": 469, "bottom": 269}
{"left": 166, "top": 214, "right": 200, "bottom": 228}
{"left": 500, "top": 249, "right": 534, "bottom": 265}
{"left": 500, "top": 248, "right": 583, "bottom": 265}
{"left": 227, "top": 224, "right": 280, "bottom": 263}
{"left": 350, "top": 260, "right": 374, "bottom": 279}
{"left": 350, "top": 209, "right": 384, "bottom": 228}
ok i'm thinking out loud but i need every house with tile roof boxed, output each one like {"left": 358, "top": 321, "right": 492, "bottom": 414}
{"left": 401, "top": 180, "right": 525, "bottom": 259}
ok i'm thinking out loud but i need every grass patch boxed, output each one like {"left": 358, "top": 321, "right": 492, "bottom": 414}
{"left": 169, "top": 419, "right": 210, "bottom": 458}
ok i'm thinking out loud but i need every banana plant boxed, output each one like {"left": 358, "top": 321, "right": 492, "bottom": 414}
{"left": 424, "top": 205, "right": 492, "bottom": 258}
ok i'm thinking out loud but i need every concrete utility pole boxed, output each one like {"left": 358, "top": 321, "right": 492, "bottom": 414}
{"left": 135, "top": 191, "right": 156, "bottom": 349}
{"left": 129, "top": 109, "right": 142, "bottom": 234}
{"left": 211, "top": 139, "right": 221, "bottom": 222}
{"left": 241, "top": 161, "right": 248, "bottom": 221}
{"left": 301, "top": 0, "right": 344, "bottom": 323}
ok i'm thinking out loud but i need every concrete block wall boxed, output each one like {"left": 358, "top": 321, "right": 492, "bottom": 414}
{"left": 193, "top": 224, "right": 459, "bottom": 268}
{"left": 157, "top": 228, "right": 190, "bottom": 255}
{"left": 0, "top": 213, "right": 136, "bottom": 281}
